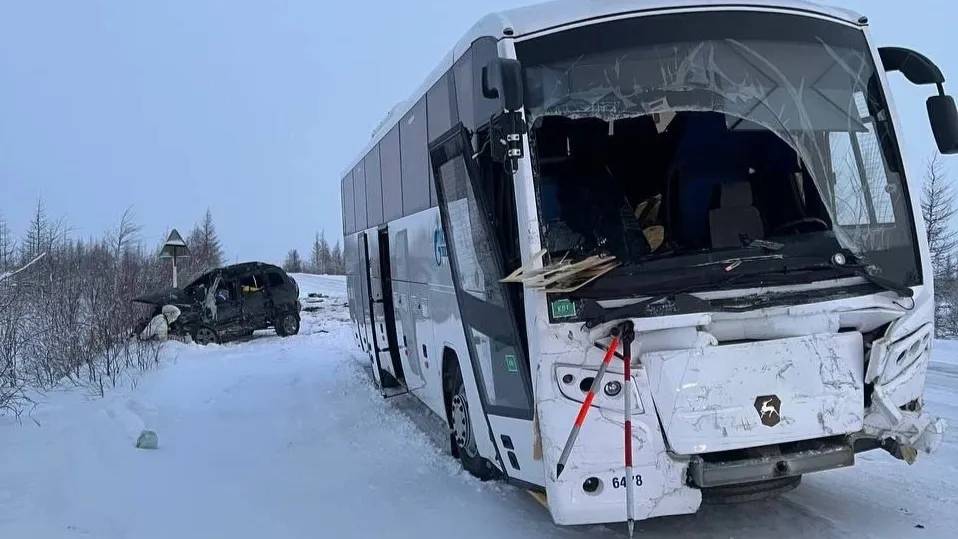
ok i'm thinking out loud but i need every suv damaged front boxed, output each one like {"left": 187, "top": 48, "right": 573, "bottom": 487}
{"left": 132, "top": 271, "right": 223, "bottom": 341}
{"left": 514, "top": 9, "right": 949, "bottom": 524}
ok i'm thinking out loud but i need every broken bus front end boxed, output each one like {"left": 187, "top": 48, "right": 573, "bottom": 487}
{"left": 506, "top": 6, "right": 955, "bottom": 527}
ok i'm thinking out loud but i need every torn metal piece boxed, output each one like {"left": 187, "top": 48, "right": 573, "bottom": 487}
{"left": 205, "top": 274, "right": 221, "bottom": 322}
{"left": 863, "top": 384, "right": 946, "bottom": 461}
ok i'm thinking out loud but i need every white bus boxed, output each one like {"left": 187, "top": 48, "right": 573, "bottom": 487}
{"left": 340, "top": 0, "right": 958, "bottom": 529}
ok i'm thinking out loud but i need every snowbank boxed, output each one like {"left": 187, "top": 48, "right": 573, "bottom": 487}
{"left": 0, "top": 285, "right": 955, "bottom": 538}
{"left": 288, "top": 273, "right": 346, "bottom": 301}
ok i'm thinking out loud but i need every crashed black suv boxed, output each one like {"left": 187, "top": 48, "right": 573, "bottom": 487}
{"left": 133, "top": 262, "right": 302, "bottom": 345}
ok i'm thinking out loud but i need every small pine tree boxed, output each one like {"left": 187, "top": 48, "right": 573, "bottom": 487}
{"left": 921, "top": 152, "right": 958, "bottom": 337}
{"left": 922, "top": 152, "right": 957, "bottom": 277}
{"left": 330, "top": 240, "right": 344, "bottom": 275}
{"left": 0, "top": 213, "right": 15, "bottom": 273}
{"left": 284, "top": 249, "right": 303, "bottom": 273}
{"left": 185, "top": 208, "right": 225, "bottom": 274}
{"left": 21, "top": 198, "right": 49, "bottom": 263}
{"left": 199, "top": 208, "right": 224, "bottom": 267}
{"left": 310, "top": 231, "right": 331, "bottom": 274}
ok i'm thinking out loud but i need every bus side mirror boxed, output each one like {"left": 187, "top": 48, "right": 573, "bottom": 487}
{"left": 928, "top": 95, "right": 958, "bottom": 155}
{"left": 878, "top": 46, "right": 944, "bottom": 86}
{"left": 482, "top": 58, "right": 525, "bottom": 113}
{"left": 482, "top": 58, "right": 526, "bottom": 171}
{"left": 878, "top": 46, "right": 958, "bottom": 154}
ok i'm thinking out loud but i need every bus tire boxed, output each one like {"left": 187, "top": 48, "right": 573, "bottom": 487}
{"left": 446, "top": 359, "right": 496, "bottom": 481}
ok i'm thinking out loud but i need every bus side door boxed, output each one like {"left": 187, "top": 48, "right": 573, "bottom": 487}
{"left": 429, "top": 125, "right": 543, "bottom": 487}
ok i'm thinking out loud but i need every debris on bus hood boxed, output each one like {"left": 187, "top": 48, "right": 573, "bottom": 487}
{"left": 501, "top": 249, "right": 619, "bottom": 292}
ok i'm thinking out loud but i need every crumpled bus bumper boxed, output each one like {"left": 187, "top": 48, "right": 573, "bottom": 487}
{"left": 862, "top": 389, "right": 946, "bottom": 463}
{"left": 535, "top": 314, "right": 944, "bottom": 527}
{"left": 860, "top": 320, "right": 947, "bottom": 463}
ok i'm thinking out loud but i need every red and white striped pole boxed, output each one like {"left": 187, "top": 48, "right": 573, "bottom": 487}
{"left": 622, "top": 325, "right": 636, "bottom": 538}
{"left": 555, "top": 327, "right": 622, "bottom": 478}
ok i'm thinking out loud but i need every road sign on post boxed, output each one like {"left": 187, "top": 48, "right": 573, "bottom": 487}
{"left": 159, "top": 229, "right": 191, "bottom": 288}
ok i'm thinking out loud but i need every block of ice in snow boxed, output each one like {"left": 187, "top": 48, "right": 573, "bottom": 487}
{"left": 135, "top": 429, "right": 158, "bottom": 450}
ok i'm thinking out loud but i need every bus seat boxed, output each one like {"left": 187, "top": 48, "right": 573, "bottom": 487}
{"left": 708, "top": 181, "right": 765, "bottom": 248}
{"left": 743, "top": 131, "right": 808, "bottom": 230}
{"left": 557, "top": 119, "right": 614, "bottom": 238}
{"left": 610, "top": 115, "right": 661, "bottom": 203}
{"left": 539, "top": 182, "right": 562, "bottom": 221}
{"left": 667, "top": 112, "right": 749, "bottom": 248}
{"left": 533, "top": 116, "right": 573, "bottom": 222}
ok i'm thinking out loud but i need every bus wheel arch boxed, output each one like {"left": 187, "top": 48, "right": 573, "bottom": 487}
{"left": 441, "top": 346, "right": 498, "bottom": 481}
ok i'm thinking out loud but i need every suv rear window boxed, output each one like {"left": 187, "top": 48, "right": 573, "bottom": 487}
{"left": 267, "top": 272, "right": 286, "bottom": 288}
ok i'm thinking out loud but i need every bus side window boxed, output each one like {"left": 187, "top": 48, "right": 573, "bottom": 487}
{"left": 401, "top": 98, "right": 430, "bottom": 216}
{"left": 353, "top": 161, "right": 368, "bottom": 231}
{"left": 427, "top": 70, "right": 457, "bottom": 207}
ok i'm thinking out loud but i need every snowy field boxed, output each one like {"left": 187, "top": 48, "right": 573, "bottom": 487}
{"left": 0, "top": 272, "right": 955, "bottom": 538}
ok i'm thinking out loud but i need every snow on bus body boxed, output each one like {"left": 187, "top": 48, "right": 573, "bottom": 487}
{"left": 339, "top": 0, "right": 957, "bottom": 530}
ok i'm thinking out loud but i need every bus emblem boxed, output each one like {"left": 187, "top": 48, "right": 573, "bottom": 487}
{"left": 434, "top": 226, "right": 447, "bottom": 266}
{"left": 754, "top": 395, "right": 782, "bottom": 427}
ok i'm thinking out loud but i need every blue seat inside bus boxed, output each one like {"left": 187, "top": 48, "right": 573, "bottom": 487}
{"left": 670, "top": 112, "right": 752, "bottom": 248}
{"left": 531, "top": 110, "right": 815, "bottom": 257}
{"left": 533, "top": 116, "right": 572, "bottom": 223}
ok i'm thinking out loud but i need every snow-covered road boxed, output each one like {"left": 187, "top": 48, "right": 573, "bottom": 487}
{"left": 0, "top": 273, "right": 953, "bottom": 538}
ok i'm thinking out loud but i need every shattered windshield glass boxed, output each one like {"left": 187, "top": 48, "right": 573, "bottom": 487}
{"left": 516, "top": 10, "right": 920, "bottom": 288}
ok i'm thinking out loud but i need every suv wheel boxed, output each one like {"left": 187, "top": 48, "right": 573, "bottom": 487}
{"left": 275, "top": 312, "right": 300, "bottom": 337}
{"left": 192, "top": 326, "right": 219, "bottom": 346}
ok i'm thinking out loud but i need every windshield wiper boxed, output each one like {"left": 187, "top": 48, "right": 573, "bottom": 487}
{"left": 818, "top": 255, "right": 914, "bottom": 298}
{"left": 580, "top": 258, "right": 795, "bottom": 328}
{"left": 725, "top": 251, "right": 914, "bottom": 298}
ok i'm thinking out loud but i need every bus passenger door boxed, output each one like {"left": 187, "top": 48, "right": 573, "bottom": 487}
{"left": 429, "top": 125, "right": 543, "bottom": 487}
{"left": 361, "top": 230, "right": 406, "bottom": 391}
{"left": 390, "top": 228, "right": 426, "bottom": 392}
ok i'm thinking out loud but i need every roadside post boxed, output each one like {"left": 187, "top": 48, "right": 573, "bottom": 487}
{"left": 160, "top": 229, "right": 191, "bottom": 288}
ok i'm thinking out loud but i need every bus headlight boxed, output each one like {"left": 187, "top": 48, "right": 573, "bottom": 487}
{"left": 554, "top": 365, "right": 644, "bottom": 414}
{"left": 604, "top": 381, "right": 622, "bottom": 396}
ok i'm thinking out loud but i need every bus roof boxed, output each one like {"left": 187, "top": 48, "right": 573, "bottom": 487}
{"left": 342, "top": 0, "right": 864, "bottom": 178}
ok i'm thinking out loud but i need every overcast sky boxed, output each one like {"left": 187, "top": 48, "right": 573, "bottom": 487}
{"left": 0, "top": 0, "right": 955, "bottom": 265}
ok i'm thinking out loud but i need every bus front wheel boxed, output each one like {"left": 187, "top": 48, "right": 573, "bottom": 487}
{"left": 447, "top": 363, "right": 496, "bottom": 481}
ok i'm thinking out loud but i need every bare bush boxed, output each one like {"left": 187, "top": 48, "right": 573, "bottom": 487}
{"left": 0, "top": 200, "right": 226, "bottom": 416}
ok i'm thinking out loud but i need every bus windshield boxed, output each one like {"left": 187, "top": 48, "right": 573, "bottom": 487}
{"left": 516, "top": 10, "right": 921, "bottom": 292}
